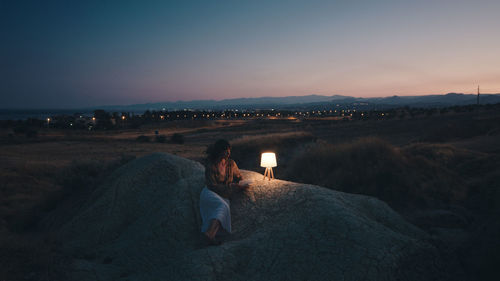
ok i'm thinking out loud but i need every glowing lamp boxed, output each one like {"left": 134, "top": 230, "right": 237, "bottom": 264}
{"left": 260, "top": 152, "right": 277, "bottom": 181}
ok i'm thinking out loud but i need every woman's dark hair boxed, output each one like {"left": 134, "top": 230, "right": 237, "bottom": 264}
{"left": 206, "top": 139, "right": 231, "bottom": 162}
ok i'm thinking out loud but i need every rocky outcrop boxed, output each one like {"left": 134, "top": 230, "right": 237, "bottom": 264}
{"left": 48, "top": 153, "right": 453, "bottom": 281}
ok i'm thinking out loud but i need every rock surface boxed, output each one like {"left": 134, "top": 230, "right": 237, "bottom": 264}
{"left": 49, "top": 153, "right": 451, "bottom": 281}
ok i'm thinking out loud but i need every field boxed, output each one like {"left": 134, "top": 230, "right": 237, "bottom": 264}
{"left": 1, "top": 107, "right": 500, "bottom": 280}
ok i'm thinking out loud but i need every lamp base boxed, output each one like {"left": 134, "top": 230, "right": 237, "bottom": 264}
{"left": 263, "top": 167, "right": 274, "bottom": 181}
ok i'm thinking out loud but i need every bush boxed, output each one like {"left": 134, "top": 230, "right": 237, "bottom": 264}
{"left": 170, "top": 133, "right": 184, "bottom": 144}
{"left": 136, "top": 135, "right": 151, "bottom": 143}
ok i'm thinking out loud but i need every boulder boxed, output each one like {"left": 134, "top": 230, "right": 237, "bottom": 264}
{"left": 50, "top": 153, "right": 453, "bottom": 281}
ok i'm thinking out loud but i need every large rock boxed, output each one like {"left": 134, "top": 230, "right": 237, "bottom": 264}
{"left": 50, "top": 153, "right": 452, "bottom": 281}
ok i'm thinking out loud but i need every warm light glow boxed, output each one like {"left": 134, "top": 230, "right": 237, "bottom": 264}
{"left": 121, "top": 115, "right": 126, "bottom": 120}
{"left": 260, "top": 152, "right": 277, "bottom": 168}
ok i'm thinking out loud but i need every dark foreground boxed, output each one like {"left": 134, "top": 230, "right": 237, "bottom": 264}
{"left": 1, "top": 106, "right": 500, "bottom": 280}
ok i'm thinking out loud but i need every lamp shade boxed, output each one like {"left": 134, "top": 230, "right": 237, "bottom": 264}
{"left": 260, "top": 152, "right": 277, "bottom": 168}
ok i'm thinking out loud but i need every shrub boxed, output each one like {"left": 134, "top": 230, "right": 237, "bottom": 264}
{"left": 136, "top": 135, "right": 151, "bottom": 142}
{"left": 170, "top": 133, "right": 185, "bottom": 144}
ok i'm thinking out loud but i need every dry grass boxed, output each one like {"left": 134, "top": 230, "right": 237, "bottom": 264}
{"left": 0, "top": 123, "right": 219, "bottom": 234}
{"left": 1, "top": 156, "right": 136, "bottom": 232}
{"left": 0, "top": 163, "right": 60, "bottom": 232}
{"left": 285, "top": 137, "right": 474, "bottom": 209}
{"left": 230, "top": 131, "right": 317, "bottom": 177}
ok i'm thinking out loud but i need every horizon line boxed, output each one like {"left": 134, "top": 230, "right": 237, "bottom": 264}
{"left": 3, "top": 91, "right": 499, "bottom": 111}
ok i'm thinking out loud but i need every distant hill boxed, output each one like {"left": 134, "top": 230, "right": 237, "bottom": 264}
{"left": 98, "top": 94, "right": 349, "bottom": 111}
{"left": 97, "top": 93, "right": 500, "bottom": 111}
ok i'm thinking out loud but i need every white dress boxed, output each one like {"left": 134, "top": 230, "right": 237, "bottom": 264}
{"left": 199, "top": 186, "right": 231, "bottom": 234}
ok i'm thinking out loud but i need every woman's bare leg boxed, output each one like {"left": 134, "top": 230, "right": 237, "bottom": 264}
{"left": 205, "top": 219, "right": 221, "bottom": 240}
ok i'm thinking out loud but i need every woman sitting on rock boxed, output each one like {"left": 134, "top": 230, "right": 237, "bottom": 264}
{"left": 200, "top": 139, "right": 249, "bottom": 245}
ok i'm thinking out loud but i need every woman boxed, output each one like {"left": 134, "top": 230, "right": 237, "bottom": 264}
{"left": 200, "top": 139, "right": 249, "bottom": 245}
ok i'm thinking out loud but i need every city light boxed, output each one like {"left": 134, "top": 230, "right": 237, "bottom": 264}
{"left": 15, "top": 106, "right": 405, "bottom": 131}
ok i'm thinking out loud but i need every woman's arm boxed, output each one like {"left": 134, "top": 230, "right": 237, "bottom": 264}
{"left": 230, "top": 160, "right": 249, "bottom": 190}
{"left": 230, "top": 160, "right": 243, "bottom": 183}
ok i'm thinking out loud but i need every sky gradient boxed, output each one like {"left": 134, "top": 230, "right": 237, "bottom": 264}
{"left": 1, "top": 0, "right": 499, "bottom": 108}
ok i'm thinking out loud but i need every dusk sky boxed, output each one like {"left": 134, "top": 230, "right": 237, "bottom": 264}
{"left": 1, "top": 0, "right": 499, "bottom": 108}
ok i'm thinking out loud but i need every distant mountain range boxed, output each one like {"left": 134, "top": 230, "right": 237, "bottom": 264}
{"left": 98, "top": 93, "right": 500, "bottom": 111}
{"left": 2, "top": 93, "right": 499, "bottom": 120}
